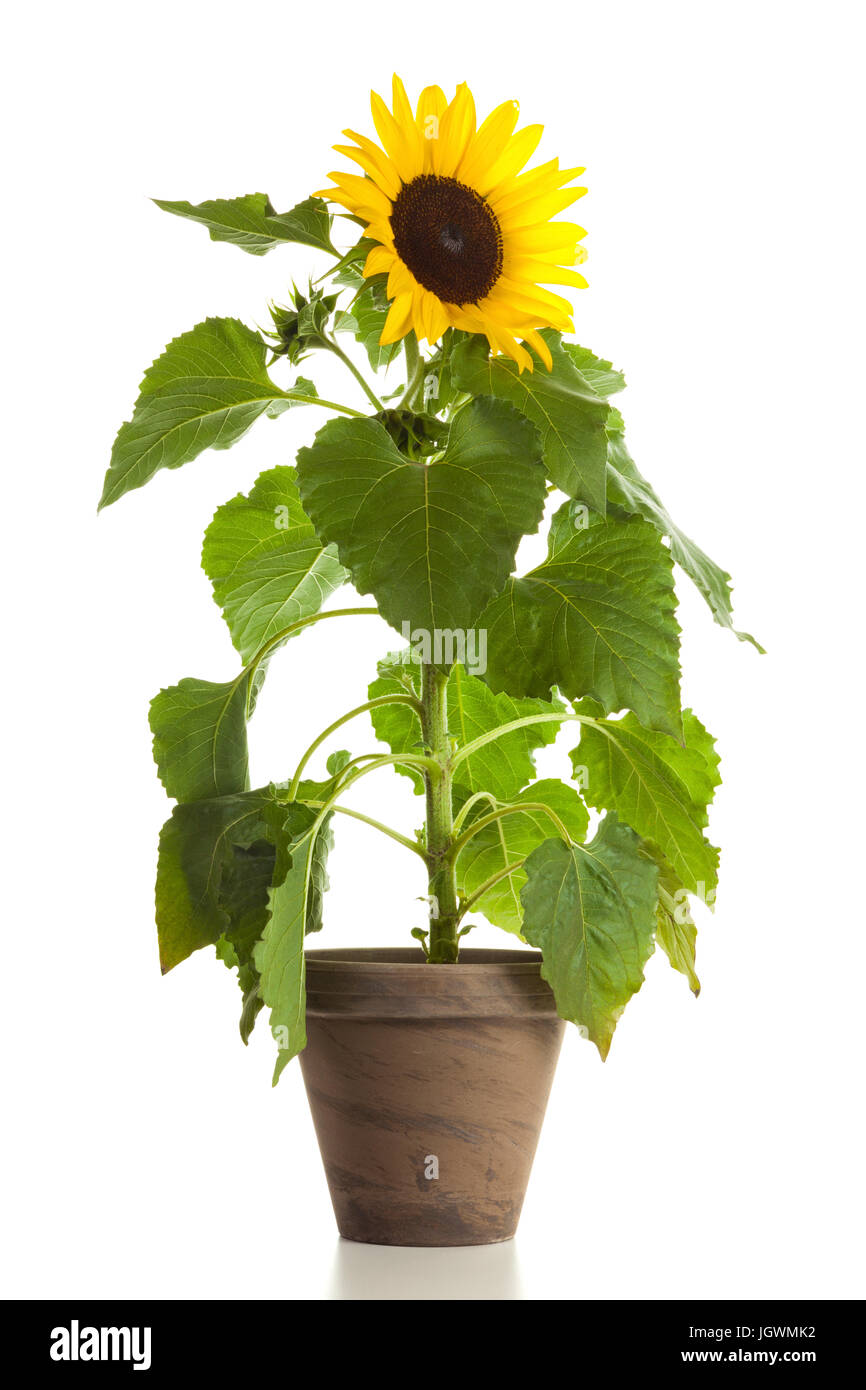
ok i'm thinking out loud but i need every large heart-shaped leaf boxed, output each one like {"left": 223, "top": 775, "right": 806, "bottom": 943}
{"left": 479, "top": 508, "right": 682, "bottom": 737}
{"left": 458, "top": 781, "right": 590, "bottom": 935}
{"left": 202, "top": 465, "right": 346, "bottom": 664}
{"left": 520, "top": 815, "right": 659, "bottom": 1058}
{"left": 153, "top": 193, "right": 336, "bottom": 256}
{"left": 99, "top": 319, "right": 310, "bottom": 508}
{"left": 451, "top": 331, "right": 610, "bottom": 511}
{"left": 296, "top": 396, "right": 546, "bottom": 638}
{"left": 576, "top": 708, "right": 720, "bottom": 895}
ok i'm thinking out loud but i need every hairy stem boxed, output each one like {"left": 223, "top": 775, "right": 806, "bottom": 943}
{"left": 420, "top": 663, "right": 459, "bottom": 962}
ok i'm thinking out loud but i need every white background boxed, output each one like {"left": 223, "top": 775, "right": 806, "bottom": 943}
{"left": 2, "top": 0, "right": 864, "bottom": 1301}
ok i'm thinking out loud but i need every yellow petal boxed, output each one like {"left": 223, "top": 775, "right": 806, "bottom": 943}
{"left": 337, "top": 132, "right": 402, "bottom": 201}
{"left": 370, "top": 88, "right": 422, "bottom": 183}
{"left": 379, "top": 292, "right": 415, "bottom": 345}
{"left": 415, "top": 85, "right": 448, "bottom": 171}
{"left": 364, "top": 219, "right": 396, "bottom": 248}
{"left": 326, "top": 171, "right": 393, "bottom": 219}
{"left": 499, "top": 186, "right": 587, "bottom": 228}
{"left": 390, "top": 74, "right": 423, "bottom": 168}
{"left": 481, "top": 124, "right": 544, "bottom": 191}
{"left": 387, "top": 259, "right": 416, "bottom": 298}
{"left": 457, "top": 99, "right": 520, "bottom": 187}
{"left": 504, "top": 256, "right": 589, "bottom": 288}
{"left": 436, "top": 82, "right": 477, "bottom": 175}
{"left": 507, "top": 222, "right": 586, "bottom": 254}
{"left": 491, "top": 164, "right": 585, "bottom": 218}
{"left": 521, "top": 328, "right": 554, "bottom": 371}
{"left": 363, "top": 245, "right": 395, "bottom": 277}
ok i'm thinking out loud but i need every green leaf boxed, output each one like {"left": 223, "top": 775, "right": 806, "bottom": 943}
{"left": 520, "top": 815, "right": 659, "bottom": 1058}
{"left": 334, "top": 270, "right": 402, "bottom": 372}
{"left": 563, "top": 343, "right": 626, "bottom": 397}
{"left": 297, "top": 396, "right": 546, "bottom": 637}
{"left": 254, "top": 803, "right": 335, "bottom": 1084}
{"left": 576, "top": 708, "right": 721, "bottom": 895}
{"left": 202, "top": 465, "right": 346, "bottom": 664}
{"left": 451, "top": 330, "right": 610, "bottom": 511}
{"left": 479, "top": 507, "right": 683, "bottom": 737}
{"left": 608, "top": 426, "right": 763, "bottom": 651}
{"left": 99, "top": 318, "right": 302, "bottom": 509}
{"left": 654, "top": 862, "right": 701, "bottom": 996}
{"left": 155, "top": 787, "right": 287, "bottom": 974}
{"left": 149, "top": 674, "right": 251, "bottom": 803}
{"left": 458, "top": 781, "right": 590, "bottom": 936}
{"left": 445, "top": 665, "right": 564, "bottom": 800}
{"left": 368, "top": 655, "right": 563, "bottom": 800}
{"left": 153, "top": 193, "right": 336, "bottom": 256}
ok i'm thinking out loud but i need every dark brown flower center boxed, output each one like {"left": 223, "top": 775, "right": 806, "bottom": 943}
{"left": 390, "top": 174, "right": 503, "bottom": 306}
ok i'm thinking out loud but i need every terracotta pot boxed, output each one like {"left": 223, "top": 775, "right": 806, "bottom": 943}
{"left": 299, "top": 947, "right": 565, "bottom": 1247}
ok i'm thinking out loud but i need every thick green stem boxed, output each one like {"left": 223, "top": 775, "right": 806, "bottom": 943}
{"left": 400, "top": 333, "right": 426, "bottom": 409}
{"left": 420, "top": 663, "right": 459, "bottom": 962}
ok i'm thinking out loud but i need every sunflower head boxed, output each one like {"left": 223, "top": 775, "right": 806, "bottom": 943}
{"left": 318, "top": 77, "right": 588, "bottom": 373}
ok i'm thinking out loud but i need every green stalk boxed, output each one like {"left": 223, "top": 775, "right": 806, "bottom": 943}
{"left": 287, "top": 692, "right": 421, "bottom": 801}
{"left": 400, "top": 333, "right": 426, "bottom": 409}
{"left": 419, "top": 662, "right": 459, "bottom": 962}
{"left": 324, "top": 338, "right": 385, "bottom": 412}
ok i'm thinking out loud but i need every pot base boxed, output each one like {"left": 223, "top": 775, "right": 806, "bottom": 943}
{"left": 299, "top": 949, "right": 564, "bottom": 1248}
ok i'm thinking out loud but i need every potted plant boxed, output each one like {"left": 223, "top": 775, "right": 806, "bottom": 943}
{"left": 100, "top": 77, "right": 760, "bottom": 1247}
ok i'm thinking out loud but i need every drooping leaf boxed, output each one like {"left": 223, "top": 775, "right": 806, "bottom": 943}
{"left": 654, "top": 859, "right": 701, "bottom": 997}
{"left": 368, "top": 656, "right": 563, "bottom": 800}
{"left": 149, "top": 674, "right": 252, "bottom": 804}
{"left": 451, "top": 331, "right": 610, "bottom": 511}
{"left": 155, "top": 787, "right": 288, "bottom": 974}
{"left": 202, "top": 465, "right": 346, "bottom": 664}
{"left": 153, "top": 193, "right": 336, "bottom": 256}
{"left": 520, "top": 815, "right": 659, "bottom": 1058}
{"left": 562, "top": 343, "right": 626, "bottom": 397}
{"left": 479, "top": 507, "right": 683, "bottom": 737}
{"left": 458, "top": 781, "right": 590, "bottom": 935}
{"left": 607, "top": 424, "right": 763, "bottom": 651}
{"left": 99, "top": 318, "right": 311, "bottom": 508}
{"left": 576, "top": 708, "right": 720, "bottom": 896}
{"left": 254, "top": 802, "right": 335, "bottom": 1084}
{"left": 297, "top": 397, "right": 546, "bottom": 637}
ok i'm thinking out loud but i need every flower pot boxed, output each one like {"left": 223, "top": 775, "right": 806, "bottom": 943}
{"left": 299, "top": 947, "right": 565, "bottom": 1247}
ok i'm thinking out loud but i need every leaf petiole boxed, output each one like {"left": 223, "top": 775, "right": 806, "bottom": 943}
{"left": 287, "top": 693, "right": 423, "bottom": 800}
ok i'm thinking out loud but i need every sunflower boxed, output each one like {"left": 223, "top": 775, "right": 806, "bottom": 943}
{"left": 318, "top": 77, "right": 588, "bottom": 373}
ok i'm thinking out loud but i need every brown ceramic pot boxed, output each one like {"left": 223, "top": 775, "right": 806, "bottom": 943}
{"left": 299, "top": 947, "right": 565, "bottom": 1247}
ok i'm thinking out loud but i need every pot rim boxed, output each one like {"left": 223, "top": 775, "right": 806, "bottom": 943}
{"left": 304, "top": 946, "right": 543, "bottom": 973}
{"left": 303, "top": 948, "right": 558, "bottom": 1019}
